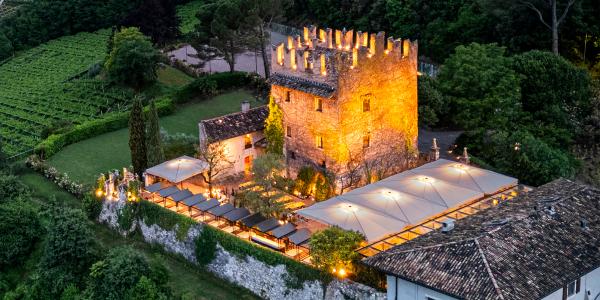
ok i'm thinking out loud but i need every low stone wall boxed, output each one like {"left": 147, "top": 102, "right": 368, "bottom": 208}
{"left": 98, "top": 197, "right": 386, "bottom": 300}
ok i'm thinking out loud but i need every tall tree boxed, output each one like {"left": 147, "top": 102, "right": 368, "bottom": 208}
{"left": 120, "top": 0, "right": 181, "bottom": 45}
{"left": 520, "top": 0, "right": 577, "bottom": 54}
{"left": 264, "top": 96, "right": 284, "bottom": 154}
{"left": 437, "top": 43, "right": 522, "bottom": 131}
{"left": 105, "top": 27, "right": 159, "bottom": 90}
{"left": 191, "top": 0, "right": 248, "bottom": 72}
{"left": 195, "top": 141, "right": 233, "bottom": 197}
{"left": 129, "top": 96, "right": 148, "bottom": 178}
{"left": 246, "top": 0, "right": 289, "bottom": 78}
{"left": 146, "top": 100, "right": 165, "bottom": 167}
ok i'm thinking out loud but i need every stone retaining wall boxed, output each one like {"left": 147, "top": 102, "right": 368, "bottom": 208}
{"left": 98, "top": 197, "right": 386, "bottom": 300}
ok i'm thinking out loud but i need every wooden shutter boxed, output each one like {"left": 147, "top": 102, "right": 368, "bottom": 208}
{"left": 563, "top": 286, "right": 567, "bottom": 300}
{"left": 576, "top": 278, "right": 581, "bottom": 293}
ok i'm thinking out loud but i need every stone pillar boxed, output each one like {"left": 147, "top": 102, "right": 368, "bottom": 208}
{"left": 462, "top": 147, "right": 470, "bottom": 165}
{"left": 430, "top": 138, "right": 440, "bottom": 161}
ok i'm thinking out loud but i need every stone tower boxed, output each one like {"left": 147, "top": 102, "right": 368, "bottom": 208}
{"left": 270, "top": 25, "right": 418, "bottom": 179}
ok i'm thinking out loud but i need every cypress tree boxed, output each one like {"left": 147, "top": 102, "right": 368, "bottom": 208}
{"left": 129, "top": 96, "right": 147, "bottom": 178}
{"left": 146, "top": 100, "right": 165, "bottom": 167}
{"left": 264, "top": 96, "right": 284, "bottom": 154}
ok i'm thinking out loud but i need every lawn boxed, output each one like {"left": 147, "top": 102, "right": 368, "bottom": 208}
{"left": 48, "top": 90, "right": 262, "bottom": 185}
{"left": 157, "top": 65, "right": 194, "bottom": 87}
{"left": 14, "top": 170, "right": 259, "bottom": 300}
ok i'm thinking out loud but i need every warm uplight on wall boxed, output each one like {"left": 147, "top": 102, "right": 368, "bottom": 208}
{"left": 96, "top": 189, "right": 103, "bottom": 197}
{"left": 332, "top": 267, "right": 347, "bottom": 278}
{"left": 492, "top": 199, "right": 499, "bottom": 206}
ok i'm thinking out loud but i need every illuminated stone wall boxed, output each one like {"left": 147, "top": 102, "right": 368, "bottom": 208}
{"left": 271, "top": 26, "right": 418, "bottom": 176}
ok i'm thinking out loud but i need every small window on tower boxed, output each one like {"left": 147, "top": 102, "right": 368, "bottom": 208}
{"left": 362, "top": 94, "right": 371, "bottom": 112}
{"left": 320, "top": 160, "right": 326, "bottom": 168}
{"left": 289, "top": 151, "right": 296, "bottom": 159}
{"left": 363, "top": 134, "right": 370, "bottom": 148}
{"left": 316, "top": 135, "right": 324, "bottom": 149}
{"left": 285, "top": 91, "right": 291, "bottom": 102}
{"left": 286, "top": 126, "right": 292, "bottom": 137}
{"left": 315, "top": 98, "right": 323, "bottom": 112}
{"left": 244, "top": 134, "right": 252, "bottom": 149}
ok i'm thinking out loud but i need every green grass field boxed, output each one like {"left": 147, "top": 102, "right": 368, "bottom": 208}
{"left": 48, "top": 90, "right": 262, "bottom": 185}
{"left": 157, "top": 65, "right": 194, "bottom": 87}
{"left": 14, "top": 170, "right": 259, "bottom": 300}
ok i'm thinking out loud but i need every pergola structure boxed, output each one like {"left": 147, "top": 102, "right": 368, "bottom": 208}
{"left": 297, "top": 159, "right": 521, "bottom": 252}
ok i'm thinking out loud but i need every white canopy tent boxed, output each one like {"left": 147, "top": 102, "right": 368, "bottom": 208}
{"left": 145, "top": 156, "right": 209, "bottom": 184}
{"left": 297, "top": 159, "right": 517, "bottom": 241}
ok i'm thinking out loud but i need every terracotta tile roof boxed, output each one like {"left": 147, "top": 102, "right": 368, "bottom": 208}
{"left": 270, "top": 73, "right": 336, "bottom": 98}
{"left": 363, "top": 179, "right": 600, "bottom": 300}
{"left": 201, "top": 106, "right": 268, "bottom": 142}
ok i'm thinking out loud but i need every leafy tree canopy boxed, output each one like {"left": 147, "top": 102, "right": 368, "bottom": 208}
{"left": 105, "top": 27, "right": 159, "bottom": 89}
{"left": 438, "top": 43, "right": 522, "bottom": 131}
{"left": 309, "top": 226, "right": 365, "bottom": 274}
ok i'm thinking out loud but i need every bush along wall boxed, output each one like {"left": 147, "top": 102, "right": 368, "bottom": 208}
{"left": 35, "top": 96, "right": 174, "bottom": 158}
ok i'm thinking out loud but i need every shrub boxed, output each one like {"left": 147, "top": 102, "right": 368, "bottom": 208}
{"left": 82, "top": 193, "right": 104, "bottom": 220}
{"left": 161, "top": 130, "right": 198, "bottom": 160}
{"left": 458, "top": 130, "right": 577, "bottom": 186}
{"left": 0, "top": 171, "right": 30, "bottom": 201}
{"left": 27, "top": 156, "right": 85, "bottom": 196}
{"left": 295, "top": 166, "right": 316, "bottom": 196}
{"left": 36, "top": 97, "right": 174, "bottom": 158}
{"left": 309, "top": 226, "right": 365, "bottom": 276}
{"left": 0, "top": 200, "right": 42, "bottom": 267}
{"left": 117, "top": 201, "right": 137, "bottom": 232}
{"left": 174, "top": 76, "right": 217, "bottom": 103}
{"left": 138, "top": 200, "right": 194, "bottom": 240}
{"left": 85, "top": 246, "right": 170, "bottom": 300}
{"left": 195, "top": 227, "right": 217, "bottom": 265}
{"left": 35, "top": 206, "right": 96, "bottom": 298}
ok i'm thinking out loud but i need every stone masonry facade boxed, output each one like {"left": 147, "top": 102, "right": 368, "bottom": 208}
{"left": 270, "top": 25, "right": 418, "bottom": 177}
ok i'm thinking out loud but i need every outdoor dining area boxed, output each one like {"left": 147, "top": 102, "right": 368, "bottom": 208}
{"left": 141, "top": 156, "right": 313, "bottom": 263}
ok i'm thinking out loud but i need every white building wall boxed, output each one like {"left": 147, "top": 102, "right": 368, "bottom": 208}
{"left": 199, "top": 123, "right": 265, "bottom": 177}
{"left": 541, "top": 267, "right": 600, "bottom": 300}
{"left": 386, "top": 276, "right": 457, "bottom": 300}
{"left": 388, "top": 267, "right": 600, "bottom": 300}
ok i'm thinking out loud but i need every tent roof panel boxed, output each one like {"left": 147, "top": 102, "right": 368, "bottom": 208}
{"left": 158, "top": 186, "right": 180, "bottom": 198}
{"left": 182, "top": 194, "right": 205, "bottom": 207}
{"left": 146, "top": 156, "right": 209, "bottom": 183}
{"left": 207, "top": 203, "right": 235, "bottom": 217}
{"left": 297, "top": 160, "right": 517, "bottom": 242}
{"left": 223, "top": 208, "right": 251, "bottom": 222}
{"left": 194, "top": 199, "right": 219, "bottom": 211}
{"left": 289, "top": 228, "right": 312, "bottom": 245}
{"left": 145, "top": 182, "right": 171, "bottom": 193}
{"left": 169, "top": 189, "right": 193, "bottom": 202}
{"left": 271, "top": 223, "right": 296, "bottom": 238}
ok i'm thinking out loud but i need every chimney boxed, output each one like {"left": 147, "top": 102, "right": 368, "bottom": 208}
{"left": 241, "top": 100, "right": 250, "bottom": 113}
{"left": 430, "top": 138, "right": 440, "bottom": 161}
{"left": 441, "top": 219, "right": 455, "bottom": 233}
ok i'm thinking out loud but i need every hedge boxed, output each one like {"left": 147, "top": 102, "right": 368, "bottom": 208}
{"left": 35, "top": 97, "right": 174, "bottom": 158}
{"left": 138, "top": 200, "right": 195, "bottom": 241}
{"left": 197, "top": 225, "right": 332, "bottom": 289}
{"left": 175, "top": 72, "right": 263, "bottom": 103}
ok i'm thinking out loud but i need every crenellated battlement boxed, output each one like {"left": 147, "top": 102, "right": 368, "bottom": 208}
{"left": 271, "top": 25, "right": 417, "bottom": 81}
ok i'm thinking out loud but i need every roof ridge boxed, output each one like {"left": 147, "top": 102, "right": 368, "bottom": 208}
{"left": 474, "top": 238, "right": 505, "bottom": 300}
{"left": 373, "top": 238, "right": 478, "bottom": 258}
{"left": 200, "top": 105, "right": 267, "bottom": 123}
